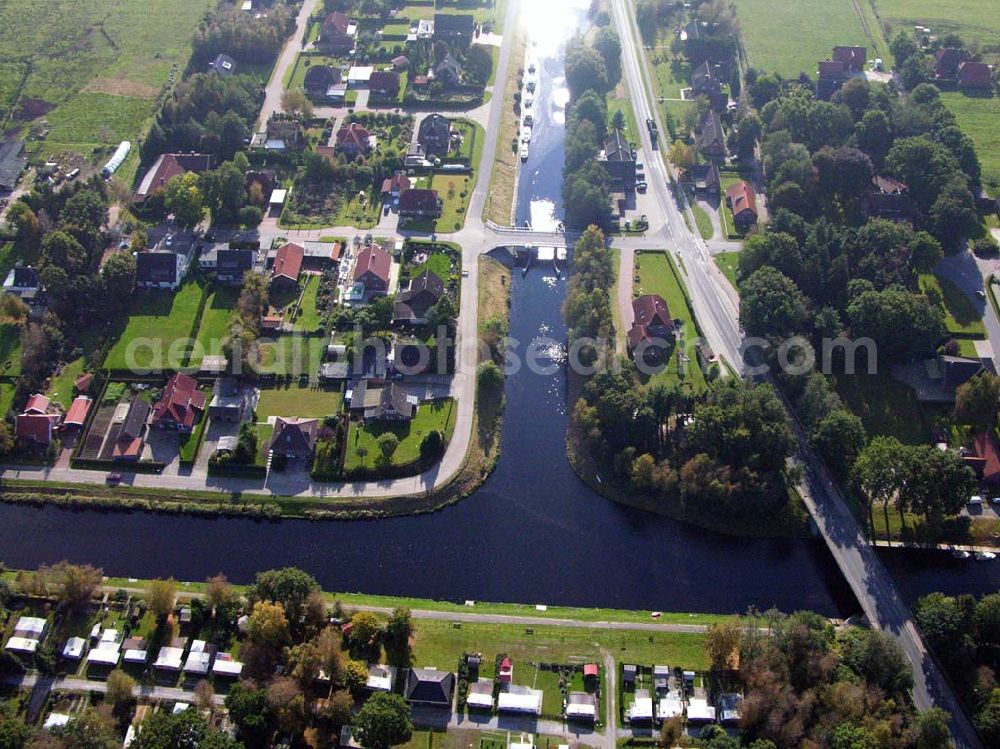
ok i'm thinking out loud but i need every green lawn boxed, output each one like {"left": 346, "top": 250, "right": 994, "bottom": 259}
{"left": 45, "top": 93, "right": 153, "bottom": 148}
{"left": 714, "top": 251, "right": 740, "bottom": 287}
{"left": 179, "top": 409, "right": 209, "bottom": 464}
{"left": 193, "top": 286, "right": 238, "bottom": 368}
{"left": 410, "top": 618, "right": 709, "bottom": 675}
{"left": 634, "top": 251, "right": 708, "bottom": 392}
{"left": 104, "top": 280, "right": 206, "bottom": 371}
{"left": 344, "top": 398, "right": 457, "bottom": 471}
{"left": 0, "top": 382, "right": 15, "bottom": 419}
{"left": 449, "top": 119, "right": 486, "bottom": 169}
{"left": 833, "top": 371, "right": 950, "bottom": 445}
{"left": 607, "top": 93, "right": 641, "bottom": 145}
{"left": 873, "top": 0, "right": 1000, "bottom": 49}
{"left": 255, "top": 384, "right": 343, "bottom": 421}
{"left": 285, "top": 53, "right": 341, "bottom": 91}
{"left": 46, "top": 357, "right": 86, "bottom": 409}
{"left": 644, "top": 32, "right": 696, "bottom": 132}
{"left": 691, "top": 201, "right": 713, "bottom": 239}
{"left": 254, "top": 335, "right": 327, "bottom": 378}
{"left": 731, "top": 0, "right": 872, "bottom": 77}
{"left": 919, "top": 272, "right": 986, "bottom": 338}
{"left": 332, "top": 192, "right": 382, "bottom": 229}
{"left": 431, "top": 173, "right": 474, "bottom": 231}
{"left": 284, "top": 275, "right": 324, "bottom": 332}
{"left": 0, "top": 323, "right": 23, "bottom": 377}
{"left": 939, "top": 91, "right": 1000, "bottom": 195}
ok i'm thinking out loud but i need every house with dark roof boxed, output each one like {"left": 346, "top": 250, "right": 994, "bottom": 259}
{"left": 271, "top": 243, "right": 304, "bottom": 292}
{"left": 725, "top": 180, "right": 758, "bottom": 230}
{"left": 353, "top": 245, "right": 391, "bottom": 294}
{"left": 392, "top": 56, "right": 409, "bottom": 71}
{"left": 862, "top": 175, "right": 914, "bottom": 222}
{"left": 134, "top": 153, "right": 212, "bottom": 202}
{"left": 399, "top": 188, "right": 442, "bottom": 219}
{"left": 263, "top": 119, "right": 305, "bottom": 152}
{"left": 3, "top": 266, "right": 42, "bottom": 305}
{"left": 628, "top": 294, "right": 675, "bottom": 363}
{"left": 958, "top": 61, "right": 993, "bottom": 90}
{"left": 394, "top": 270, "right": 445, "bottom": 324}
{"left": 372, "top": 382, "right": 415, "bottom": 422}
{"left": 832, "top": 46, "right": 866, "bottom": 73}
{"left": 0, "top": 139, "right": 27, "bottom": 191}
{"left": 110, "top": 398, "right": 151, "bottom": 461}
{"left": 418, "top": 114, "right": 452, "bottom": 158}
{"left": 208, "top": 54, "right": 236, "bottom": 77}
{"left": 935, "top": 48, "right": 971, "bottom": 80}
{"left": 939, "top": 354, "right": 984, "bottom": 389}
{"left": 304, "top": 65, "right": 342, "bottom": 97}
{"left": 369, "top": 71, "right": 401, "bottom": 99}
{"left": 685, "top": 161, "right": 720, "bottom": 195}
{"left": 319, "top": 12, "right": 356, "bottom": 55}
{"left": 434, "top": 54, "right": 463, "bottom": 86}
{"left": 405, "top": 668, "right": 455, "bottom": 707}
{"left": 696, "top": 110, "right": 726, "bottom": 161}
{"left": 136, "top": 252, "right": 186, "bottom": 290}
{"left": 817, "top": 59, "right": 848, "bottom": 99}
{"left": 433, "top": 13, "right": 474, "bottom": 45}
{"left": 151, "top": 373, "right": 206, "bottom": 433}
{"left": 215, "top": 249, "right": 255, "bottom": 284}
{"left": 381, "top": 173, "right": 411, "bottom": 200}
{"left": 208, "top": 378, "right": 256, "bottom": 423}
{"left": 269, "top": 417, "right": 319, "bottom": 460}
{"left": 336, "top": 122, "right": 373, "bottom": 158}
{"left": 690, "top": 61, "right": 728, "bottom": 110}
{"left": 392, "top": 341, "right": 433, "bottom": 375}
{"left": 598, "top": 129, "right": 637, "bottom": 191}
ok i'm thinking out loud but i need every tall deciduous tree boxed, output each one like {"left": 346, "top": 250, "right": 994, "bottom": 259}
{"left": 352, "top": 693, "right": 412, "bottom": 749}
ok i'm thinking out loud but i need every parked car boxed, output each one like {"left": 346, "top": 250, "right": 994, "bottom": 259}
{"left": 636, "top": 181, "right": 648, "bottom": 192}
{"left": 106, "top": 473, "right": 123, "bottom": 485}
{"left": 969, "top": 495, "right": 984, "bottom": 507}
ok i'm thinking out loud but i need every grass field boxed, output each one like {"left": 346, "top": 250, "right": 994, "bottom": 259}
{"left": 284, "top": 275, "right": 324, "bottom": 332}
{"left": 431, "top": 173, "right": 474, "bottom": 230}
{"left": 193, "top": 286, "right": 238, "bottom": 367}
{"left": 939, "top": 91, "right": 1000, "bottom": 195}
{"left": 714, "top": 251, "right": 740, "bottom": 287}
{"left": 410, "top": 618, "right": 709, "bottom": 674}
{"left": 833, "top": 371, "right": 949, "bottom": 445}
{"left": 918, "top": 271, "right": 986, "bottom": 339}
{"left": 691, "top": 201, "right": 713, "bottom": 239}
{"left": 634, "top": 251, "right": 708, "bottom": 392}
{"left": 255, "top": 335, "right": 327, "bottom": 378}
{"left": 0, "top": 324, "right": 23, "bottom": 377}
{"left": 732, "top": 0, "right": 872, "bottom": 77}
{"left": 0, "top": 382, "right": 15, "bottom": 419}
{"left": 344, "top": 398, "right": 457, "bottom": 471}
{"left": 46, "top": 357, "right": 86, "bottom": 409}
{"left": 104, "top": 281, "right": 206, "bottom": 371}
{"left": 255, "top": 384, "right": 343, "bottom": 421}
{"left": 872, "top": 0, "right": 1000, "bottom": 49}
{"left": 0, "top": 0, "right": 214, "bottom": 165}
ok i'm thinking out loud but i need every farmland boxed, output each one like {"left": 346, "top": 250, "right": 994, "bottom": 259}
{"left": 940, "top": 91, "right": 1000, "bottom": 193}
{"left": 732, "top": 0, "right": 872, "bottom": 77}
{"left": 872, "top": 0, "right": 1000, "bottom": 50}
{"left": 0, "top": 0, "right": 214, "bottom": 164}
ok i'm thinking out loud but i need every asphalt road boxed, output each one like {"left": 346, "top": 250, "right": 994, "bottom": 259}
{"left": 257, "top": 0, "right": 321, "bottom": 131}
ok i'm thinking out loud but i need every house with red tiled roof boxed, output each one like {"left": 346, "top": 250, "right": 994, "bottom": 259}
{"left": 967, "top": 432, "right": 1000, "bottom": 488}
{"left": 628, "top": 294, "right": 675, "bottom": 362}
{"left": 15, "top": 412, "right": 61, "bottom": 446}
{"left": 725, "top": 180, "right": 758, "bottom": 230}
{"left": 353, "top": 245, "right": 391, "bottom": 295}
{"left": 958, "top": 61, "right": 993, "bottom": 90}
{"left": 271, "top": 243, "right": 304, "bottom": 293}
{"left": 319, "top": 11, "right": 356, "bottom": 55}
{"left": 24, "top": 393, "right": 50, "bottom": 415}
{"left": 151, "top": 373, "right": 206, "bottom": 433}
{"left": 336, "top": 122, "right": 373, "bottom": 158}
{"left": 74, "top": 372, "right": 93, "bottom": 394}
{"left": 62, "top": 396, "right": 93, "bottom": 429}
{"left": 134, "top": 153, "right": 213, "bottom": 202}
{"left": 831, "top": 46, "right": 866, "bottom": 73}
{"left": 381, "top": 173, "right": 411, "bottom": 200}
{"left": 935, "top": 47, "right": 971, "bottom": 80}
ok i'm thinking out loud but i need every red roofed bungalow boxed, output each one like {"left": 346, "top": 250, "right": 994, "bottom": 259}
{"left": 958, "top": 61, "right": 993, "bottom": 90}
{"left": 972, "top": 432, "right": 1000, "bottom": 487}
{"left": 381, "top": 173, "right": 411, "bottom": 199}
{"left": 151, "top": 373, "right": 206, "bottom": 433}
{"left": 336, "top": 122, "right": 372, "bottom": 158}
{"left": 353, "top": 245, "right": 391, "bottom": 294}
{"left": 24, "top": 393, "right": 50, "bottom": 415}
{"left": 831, "top": 46, "right": 866, "bottom": 73}
{"left": 627, "top": 294, "right": 675, "bottom": 359}
{"left": 271, "top": 243, "right": 305, "bottom": 292}
{"left": 62, "top": 396, "right": 93, "bottom": 429}
{"left": 499, "top": 657, "right": 513, "bottom": 684}
{"left": 725, "top": 180, "right": 758, "bottom": 230}
{"left": 583, "top": 663, "right": 599, "bottom": 679}
{"left": 15, "top": 413, "right": 60, "bottom": 446}
{"left": 74, "top": 372, "right": 93, "bottom": 393}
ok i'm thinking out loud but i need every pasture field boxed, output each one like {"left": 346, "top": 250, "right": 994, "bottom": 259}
{"left": 732, "top": 0, "right": 872, "bottom": 77}
{"left": 0, "top": 0, "right": 214, "bottom": 165}
{"left": 872, "top": 0, "right": 1000, "bottom": 51}
{"left": 939, "top": 91, "right": 1000, "bottom": 194}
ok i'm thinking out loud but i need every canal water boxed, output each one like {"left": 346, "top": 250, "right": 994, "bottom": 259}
{"left": 0, "top": 1, "right": 983, "bottom": 615}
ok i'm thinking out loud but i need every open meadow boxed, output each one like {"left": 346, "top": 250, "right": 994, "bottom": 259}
{"left": 0, "top": 0, "right": 214, "bottom": 172}
{"left": 732, "top": 0, "right": 875, "bottom": 77}
{"left": 872, "top": 0, "right": 1000, "bottom": 50}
